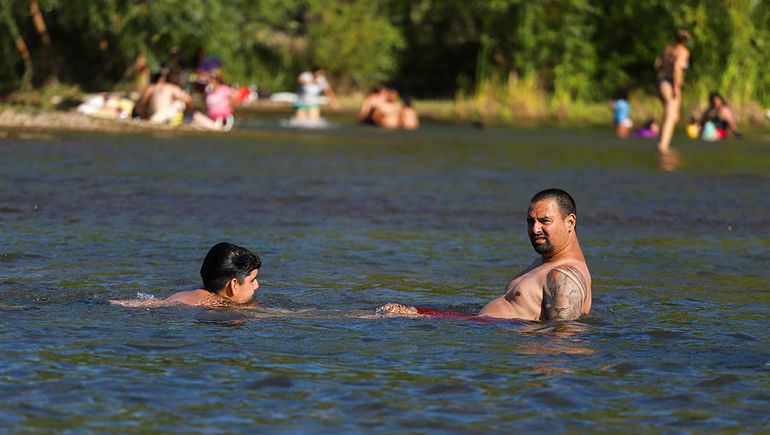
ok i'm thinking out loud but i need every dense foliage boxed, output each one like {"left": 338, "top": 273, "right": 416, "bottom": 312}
{"left": 1, "top": 0, "right": 767, "bottom": 107}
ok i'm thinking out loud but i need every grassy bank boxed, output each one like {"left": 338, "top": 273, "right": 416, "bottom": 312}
{"left": 443, "top": 78, "right": 769, "bottom": 128}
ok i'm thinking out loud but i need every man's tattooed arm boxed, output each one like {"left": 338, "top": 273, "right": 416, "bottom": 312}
{"left": 542, "top": 266, "right": 587, "bottom": 321}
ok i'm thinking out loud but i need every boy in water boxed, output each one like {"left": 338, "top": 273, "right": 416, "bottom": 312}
{"left": 112, "top": 242, "right": 261, "bottom": 307}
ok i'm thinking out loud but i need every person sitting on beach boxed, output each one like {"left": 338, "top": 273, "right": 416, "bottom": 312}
{"left": 358, "top": 86, "right": 387, "bottom": 125}
{"left": 191, "top": 69, "right": 236, "bottom": 131}
{"left": 695, "top": 92, "right": 742, "bottom": 141}
{"left": 633, "top": 119, "right": 660, "bottom": 139}
{"left": 112, "top": 242, "right": 261, "bottom": 307}
{"left": 400, "top": 96, "right": 420, "bottom": 130}
{"left": 611, "top": 88, "right": 632, "bottom": 138}
{"left": 379, "top": 189, "right": 592, "bottom": 321}
{"left": 294, "top": 66, "right": 340, "bottom": 124}
{"left": 372, "top": 89, "right": 403, "bottom": 129}
{"left": 138, "top": 71, "right": 162, "bottom": 119}
{"left": 142, "top": 70, "right": 192, "bottom": 126}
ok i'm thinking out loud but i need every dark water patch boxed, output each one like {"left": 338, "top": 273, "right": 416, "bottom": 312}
{"left": 640, "top": 393, "right": 695, "bottom": 407}
{"left": 246, "top": 375, "right": 294, "bottom": 390}
{"left": 422, "top": 383, "right": 475, "bottom": 395}
{"left": 726, "top": 332, "right": 757, "bottom": 342}
{"left": 0, "top": 252, "right": 47, "bottom": 263}
{"left": 530, "top": 391, "right": 578, "bottom": 409}
{"left": 603, "top": 362, "right": 643, "bottom": 375}
{"left": 346, "top": 400, "right": 393, "bottom": 416}
{"left": 743, "top": 392, "right": 770, "bottom": 405}
{"left": 123, "top": 343, "right": 202, "bottom": 352}
{"left": 645, "top": 329, "right": 695, "bottom": 341}
{"left": 695, "top": 374, "right": 742, "bottom": 388}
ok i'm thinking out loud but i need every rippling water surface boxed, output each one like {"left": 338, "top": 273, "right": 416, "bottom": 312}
{"left": 1, "top": 120, "right": 769, "bottom": 432}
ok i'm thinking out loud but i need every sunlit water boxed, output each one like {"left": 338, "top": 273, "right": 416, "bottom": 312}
{"left": 1, "top": 118, "right": 769, "bottom": 432}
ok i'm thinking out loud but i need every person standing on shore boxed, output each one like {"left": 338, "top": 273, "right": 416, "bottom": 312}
{"left": 654, "top": 29, "right": 691, "bottom": 152}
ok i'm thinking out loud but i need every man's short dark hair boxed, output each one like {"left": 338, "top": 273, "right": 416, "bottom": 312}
{"left": 530, "top": 188, "right": 577, "bottom": 218}
{"left": 200, "top": 242, "right": 261, "bottom": 292}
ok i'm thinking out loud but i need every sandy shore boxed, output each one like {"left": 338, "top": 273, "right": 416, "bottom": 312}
{"left": 0, "top": 108, "right": 199, "bottom": 135}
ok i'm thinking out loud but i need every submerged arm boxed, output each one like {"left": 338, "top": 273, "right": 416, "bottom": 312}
{"left": 542, "top": 266, "right": 587, "bottom": 321}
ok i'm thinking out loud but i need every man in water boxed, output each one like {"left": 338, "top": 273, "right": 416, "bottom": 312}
{"left": 655, "top": 29, "right": 691, "bottom": 153}
{"left": 380, "top": 188, "right": 592, "bottom": 321}
{"left": 112, "top": 242, "right": 261, "bottom": 307}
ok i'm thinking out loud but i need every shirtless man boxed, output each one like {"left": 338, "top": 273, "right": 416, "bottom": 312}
{"left": 655, "top": 29, "right": 691, "bottom": 153}
{"left": 379, "top": 188, "right": 591, "bottom": 321}
{"left": 142, "top": 70, "right": 192, "bottom": 125}
{"left": 111, "top": 242, "right": 261, "bottom": 307}
{"left": 372, "top": 89, "right": 402, "bottom": 129}
{"left": 358, "top": 86, "right": 387, "bottom": 125}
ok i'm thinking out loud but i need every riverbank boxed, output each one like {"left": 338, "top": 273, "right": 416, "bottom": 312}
{"left": 2, "top": 88, "right": 768, "bottom": 136}
{"left": 0, "top": 107, "right": 196, "bottom": 135}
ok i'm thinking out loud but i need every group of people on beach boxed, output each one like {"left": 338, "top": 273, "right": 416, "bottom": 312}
{"left": 114, "top": 188, "right": 592, "bottom": 323}
{"left": 81, "top": 57, "right": 422, "bottom": 132}
{"left": 288, "top": 67, "right": 420, "bottom": 130}
{"left": 137, "top": 66, "right": 236, "bottom": 132}
{"left": 611, "top": 29, "right": 742, "bottom": 145}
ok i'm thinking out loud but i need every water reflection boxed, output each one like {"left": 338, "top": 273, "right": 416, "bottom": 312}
{"left": 657, "top": 148, "right": 681, "bottom": 172}
{"left": 514, "top": 321, "right": 595, "bottom": 357}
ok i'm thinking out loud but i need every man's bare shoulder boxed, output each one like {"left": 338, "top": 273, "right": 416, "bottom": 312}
{"left": 542, "top": 264, "right": 589, "bottom": 321}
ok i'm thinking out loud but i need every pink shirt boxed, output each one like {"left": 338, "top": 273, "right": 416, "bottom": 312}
{"left": 206, "top": 85, "right": 233, "bottom": 120}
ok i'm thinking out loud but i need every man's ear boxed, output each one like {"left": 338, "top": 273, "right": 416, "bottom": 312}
{"left": 566, "top": 213, "right": 576, "bottom": 231}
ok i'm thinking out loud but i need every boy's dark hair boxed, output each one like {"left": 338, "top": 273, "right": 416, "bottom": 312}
{"left": 200, "top": 242, "right": 261, "bottom": 292}
{"left": 530, "top": 188, "right": 577, "bottom": 218}
{"left": 614, "top": 87, "right": 629, "bottom": 100}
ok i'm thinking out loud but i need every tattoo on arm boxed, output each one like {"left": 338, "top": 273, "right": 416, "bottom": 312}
{"left": 543, "top": 266, "right": 587, "bottom": 321}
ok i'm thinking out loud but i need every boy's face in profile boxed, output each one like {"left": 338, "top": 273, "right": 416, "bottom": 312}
{"left": 231, "top": 269, "right": 259, "bottom": 304}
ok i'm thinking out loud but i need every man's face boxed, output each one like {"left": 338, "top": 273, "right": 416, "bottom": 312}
{"left": 232, "top": 269, "right": 259, "bottom": 304}
{"left": 527, "top": 199, "right": 573, "bottom": 256}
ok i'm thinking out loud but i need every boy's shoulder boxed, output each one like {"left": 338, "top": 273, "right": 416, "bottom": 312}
{"left": 164, "top": 289, "right": 217, "bottom": 306}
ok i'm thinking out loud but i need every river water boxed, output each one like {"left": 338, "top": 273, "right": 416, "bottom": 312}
{"left": 1, "top": 120, "right": 769, "bottom": 432}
